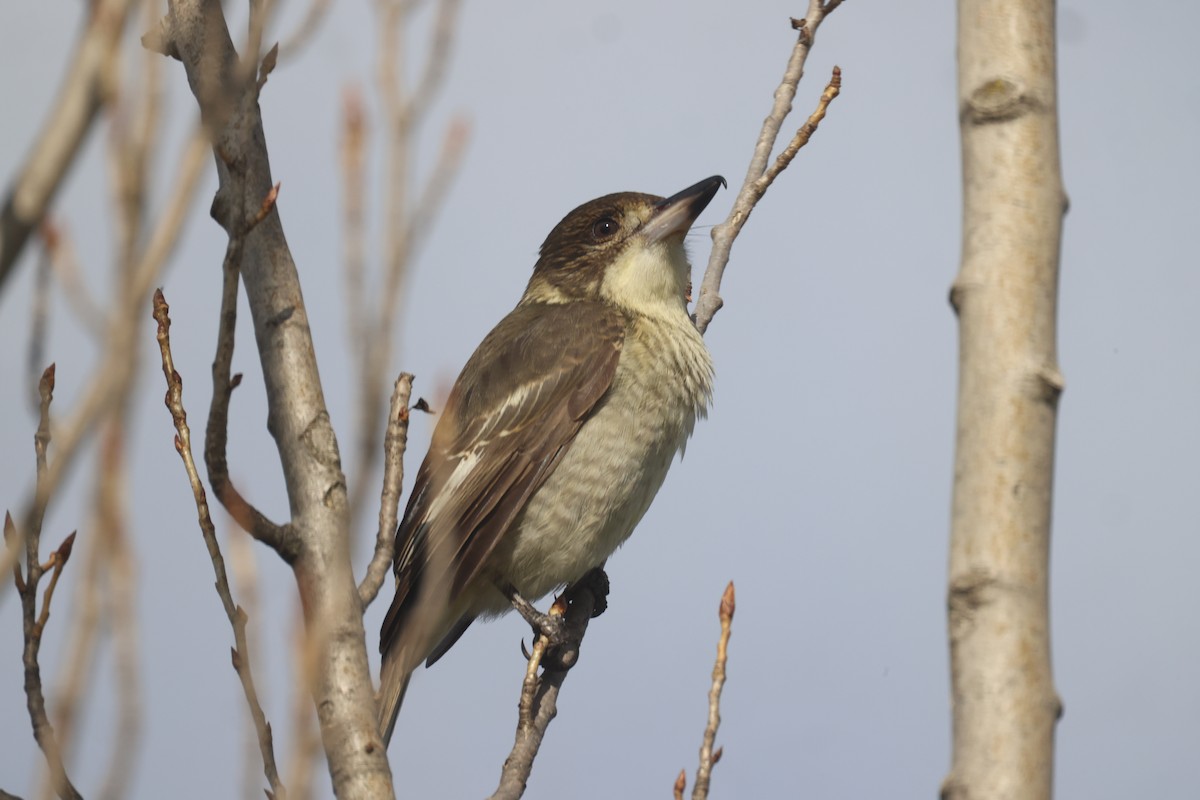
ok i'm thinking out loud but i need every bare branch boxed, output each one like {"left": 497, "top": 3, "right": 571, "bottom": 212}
{"left": 358, "top": 373, "right": 415, "bottom": 607}
{"left": 152, "top": 289, "right": 287, "bottom": 800}
{"left": 489, "top": 578, "right": 602, "bottom": 800}
{"left": 204, "top": 208, "right": 297, "bottom": 561}
{"left": 761, "top": 67, "right": 841, "bottom": 190}
{"left": 691, "top": 582, "right": 736, "bottom": 800}
{"left": 11, "top": 366, "right": 83, "bottom": 800}
{"left": 148, "top": 1, "right": 395, "bottom": 793}
{"left": 693, "top": 3, "right": 844, "bottom": 334}
{"left": 43, "top": 525, "right": 102, "bottom": 777}
{"left": 0, "top": 0, "right": 137, "bottom": 289}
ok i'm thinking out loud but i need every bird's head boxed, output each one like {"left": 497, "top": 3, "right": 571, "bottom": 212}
{"left": 524, "top": 175, "right": 726, "bottom": 314}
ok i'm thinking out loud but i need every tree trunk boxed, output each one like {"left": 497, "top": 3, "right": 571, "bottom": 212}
{"left": 945, "top": 1, "right": 1066, "bottom": 798}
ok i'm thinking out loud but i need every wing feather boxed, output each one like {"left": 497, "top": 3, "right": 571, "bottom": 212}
{"left": 380, "top": 301, "right": 625, "bottom": 662}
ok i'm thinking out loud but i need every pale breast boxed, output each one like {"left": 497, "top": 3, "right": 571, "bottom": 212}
{"left": 482, "top": 313, "right": 713, "bottom": 608}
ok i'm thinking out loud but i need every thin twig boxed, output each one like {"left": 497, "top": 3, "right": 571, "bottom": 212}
{"left": 152, "top": 289, "right": 286, "bottom": 800}
{"left": 11, "top": 366, "right": 83, "bottom": 800}
{"left": 44, "top": 520, "right": 103, "bottom": 778}
{"left": 358, "top": 373, "right": 414, "bottom": 606}
{"left": 489, "top": 579, "right": 602, "bottom": 800}
{"left": 203, "top": 208, "right": 296, "bottom": 561}
{"left": 489, "top": 596, "right": 566, "bottom": 800}
{"left": 693, "top": 3, "right": 844, "bottom": 334}
{"left": 761, "top": 67, "right": 841, "bottom": 192}
{"left": 691, "top": 582, "right": 736, "bottom": 800}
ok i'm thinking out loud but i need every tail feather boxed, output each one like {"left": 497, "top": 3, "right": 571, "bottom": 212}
{"left": 377, "top": 653, "right": 412, "bottom": 746}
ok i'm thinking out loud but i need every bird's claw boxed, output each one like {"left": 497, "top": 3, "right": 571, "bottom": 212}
{"left": 505, "top": 584, "right": 568, "bottom": 643}
{"left": 502, "top": 569, "right": 612, "bottom": 672}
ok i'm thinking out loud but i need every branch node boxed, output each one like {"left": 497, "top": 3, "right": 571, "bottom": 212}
{"left": 691, "top": 12, "right": 843, "bottom": 335}
{"left": 249, "top": 182, "right": 281, "bottom": 232}
{"left": 257, "top": 43, "right": 280, "bottom": 90}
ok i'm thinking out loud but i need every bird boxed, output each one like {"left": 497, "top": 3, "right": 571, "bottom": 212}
{"left": 377, "top": 174, "right": 726, "bottom": 744}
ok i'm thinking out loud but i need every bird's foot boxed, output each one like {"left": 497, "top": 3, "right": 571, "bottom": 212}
{"left": 572, "top": 566, "right": 610, "bottom": 618}
{"left": 505, "top": 585, "right": 568, "bottom": 645}
{"left": 503, "top": 568, "right": 611, "bottom": 672}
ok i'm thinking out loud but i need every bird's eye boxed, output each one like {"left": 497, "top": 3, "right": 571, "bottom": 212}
{"left": 591, "top": 216, "right": 620, "bottom": 240}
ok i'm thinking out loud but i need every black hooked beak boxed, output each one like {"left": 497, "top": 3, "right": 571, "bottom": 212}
{"left": 643, "top": 175, "right": 727, "bottom": 243}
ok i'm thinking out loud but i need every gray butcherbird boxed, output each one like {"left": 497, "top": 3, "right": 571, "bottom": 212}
{"left": 377, "top": 175, "right": 726, "bottom": 744}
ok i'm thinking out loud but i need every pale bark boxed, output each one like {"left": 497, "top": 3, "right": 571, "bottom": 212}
{"left": 945, "top": 1, "right": 1066, "bottom": 798}
{"left": 145, "top": 1, "right": 394, "bottom": 796}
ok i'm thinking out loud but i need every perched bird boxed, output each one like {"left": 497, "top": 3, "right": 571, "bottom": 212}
{"left": 378, "top": 175, "right": 725, "bottom": 744}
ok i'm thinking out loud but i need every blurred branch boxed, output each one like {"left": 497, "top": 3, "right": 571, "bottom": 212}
{"left": 27, "top": 239, "right": 52, "bottom": 409}
{"left": 9, "top": 366, "right": 83, "bottom": 800}
{"left": 358, "top": 373, "right": 414, "bottom": 607}
{"left": 2, "top": 7, "right": 203, "bottom": 797}
{"left": 227, "top": 531, "right": 264, "bottom": 800}
{"left": 0, "top": 0, "right": 137, "bottom": 290}
{"left": 339, "top": 88, "right": 368, "bottom": 367}
{"left": 0, "top": 123, "right": 209, "bottom": 613}
{"left": 277, "top": 0, "right": 334, "bottom": 62}
{"left": 39, "top": 221, "right": 105, "bottom": 338}
{"left": 283, "top": 610, "right": 325, "bottom": 800}
{"left": 88, "top": 18, "right": 167, "bottom": 792}
{"left": 690, "top": 582, "right": 735, "bottom": 800}
{"left": 146, "top": 1, "right": 395, "bottom": 794}
{"left": 693, "top": 3, "right": 844, "bottom": 335}
{"left": 152, "top": 290, "right": 286, "bottom": 800}
{"left": 344, "top": 0, "right": 466, "bottom": 535}
{"left": 92, "top": 418, "right": 143, "bottom": 800}
{"left": 489, "top": 575, "right": 604, "bottom": 800}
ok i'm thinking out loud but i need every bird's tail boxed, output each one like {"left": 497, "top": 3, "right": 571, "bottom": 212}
{"left": 377, "top": 651, "right": 413, "bottom": 746}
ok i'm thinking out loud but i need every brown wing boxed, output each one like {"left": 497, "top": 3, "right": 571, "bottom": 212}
{"left": 380, "top": 300, "right": 626, "bottom": 663}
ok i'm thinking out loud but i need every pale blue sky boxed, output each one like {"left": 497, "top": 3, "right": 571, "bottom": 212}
{"left": 2, "top": 2, "right": 1198, "bottom": 798}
